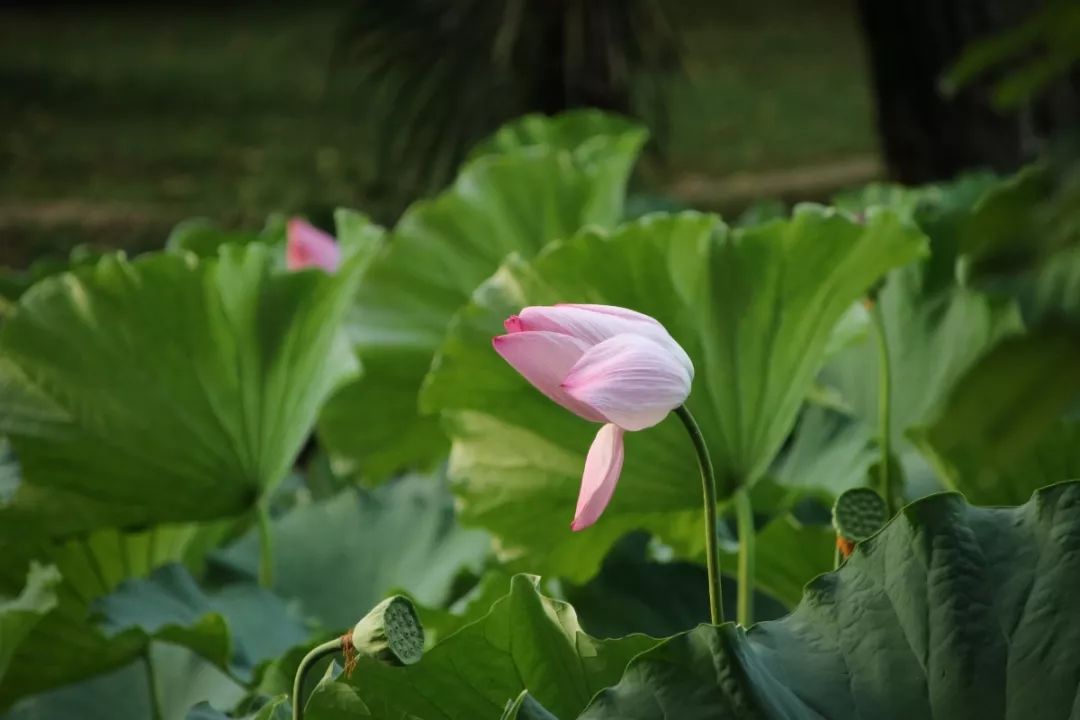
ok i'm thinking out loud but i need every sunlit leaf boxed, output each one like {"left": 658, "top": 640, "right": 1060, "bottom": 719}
{"left": 211, "top": 473, "right": 489, "bottom": 632}
{"left": 423, "top": 209, "right": 926, "bottom": 580}
{"left": 318, "top": 113, "right": 646, "bottom": 481}
{"left": 305, "top": 575, "right": 657, "bottom": 719}
{"left": 0, "top": 239, "right": 376, "bottom": 532}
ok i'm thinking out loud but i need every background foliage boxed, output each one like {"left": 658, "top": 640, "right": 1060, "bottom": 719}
{"left": 1, "top": 109, "right": 1079, "bottom": 718}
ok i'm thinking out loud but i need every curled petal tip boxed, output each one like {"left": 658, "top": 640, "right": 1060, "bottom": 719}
{"left": 570, "top": 519, "right": 589, "bottom": 532}
{"left": 504, "top": 315, "right": 524, "bottom": 333}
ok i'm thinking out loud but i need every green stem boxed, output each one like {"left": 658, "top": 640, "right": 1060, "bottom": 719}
{"left": 870, "top": 302, "right": 896, "bottom": 515}
{"left": 674, "top": 405, "right": 725, "bottom": 625}
{"left": 144, "top": 651, "right": 163, "bottom": 720}
{"left": 257, "top": 502, "right": 274, "bottom": 588}
{"left": 292, "top": 638, "right": 342, "bottom": 720}
{"left": 733, "top": 488, "right": 755, "bottom": 626}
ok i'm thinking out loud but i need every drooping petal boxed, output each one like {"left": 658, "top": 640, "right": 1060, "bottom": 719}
{"left": 492, "top": 331, "right": 604, "bottom": 421}
{"left": 286, "top": 218, "right": 341, "bottom": 272}
{"left": 561, "top": 333, "right": 692, "bottom": 431}
{"left": 514, "top": 304, "right": 694, "bottom": 379}
{"left": 571, "top": 423, "right": 625, "bottom": 531}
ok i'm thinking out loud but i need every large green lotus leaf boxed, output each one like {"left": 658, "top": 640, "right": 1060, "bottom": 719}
{"left": 211, "top": 473, "right": 490, "bottom": 632}
{"left": 317, "top": 115, "right": 647, "bottom": 481}
{"left": 1, "top": 644, "right": 250, "bottom": 720}
{"left": 1, "top": 661, "right": 155, "bottom": 720}
{"left": 0, "top": 522, "right": 226, "bottom": 710}
{"left": 958, "top": 162, "right": 1080, "bottom": 277}
{"left": 302, "top": 676, "right": 370, "bottom": 720}
{"left": 165, "top": 217, "right": 283, "bottom": 258}
{"left": 93, "top": 563, "right": 311, "bottom": 681}
{"left": 467, "top": 109, "right": 645, "bottom": 161}
{"left": 769, "top": 405, "right": 876, "bottom": 501}
{"left": 821, "top": 264, "right": 1021, "bottom": 445}
{"left": 306, "top": 575, "right": 658, "bottom": 720}
{"left": 582, "top": 480, "right": 1080, "bottom": 719}
{"left": 564, "top": 533, "right": 788, "bottom": 639}
{"left": 819, "top": 262, "right": 1021, "bottom": 503}
{"left": 499, "top": 691, "right": 559, "bottom": 720}
{"left": 718, "top": 515, "right": 835, "bottom": 610}
{"left": 0, "top": 440, "right": 18, "bottom": 504}
{"left": 911, "top": 330, "right": 1080, "bottom": 506}
{"left": 0, "top": 238, "right": 376, "bottom": 532}
{"left": 414, "top": 568, "right": 517, "bottom": 645}
{"left": 1018, "top": 243, "right": 1080, "bottom": 325}
{"left": 0, "top": 246, "right": 106, "bottom": 317}
{"left": 835, "top": 171, "right": 1003, "bottom": 297}
{"left": 0, "top": 563, "right": 59, "bottom": 685}
{"left": 188, "top": 696, "right": 289, "bottom": 720}
{"left": 422, "top": 209, "right": 926, "bottom": 580}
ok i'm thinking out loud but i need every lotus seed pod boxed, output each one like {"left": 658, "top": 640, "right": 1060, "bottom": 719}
{"left": 832, "top": 487, "right": 888, "bottom": 544}
{"left": 350, "top": 595, "right": 424, "bottom": 666}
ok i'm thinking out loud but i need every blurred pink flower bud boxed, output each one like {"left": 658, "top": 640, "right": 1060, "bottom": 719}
{"left": 286, "top": 218, "right": 340, "bottom": 272}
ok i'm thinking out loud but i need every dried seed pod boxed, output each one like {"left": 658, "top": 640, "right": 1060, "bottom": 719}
{"left": 350, "top": 595, "right": 425, "bottom": 666}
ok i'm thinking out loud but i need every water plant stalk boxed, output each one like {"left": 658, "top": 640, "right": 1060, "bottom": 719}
{"left": 674, "top": 405, "right": 725, "bottom": 624}
{"left": 257, "top": 502, "right": 274, "bottom": 588}
{"left": 144, "top": 653, "right": 163, "bottom": 720}
{"left": 292, "top": 638, "right": 343, "bottom": 720}
{"left": 870, "top": 302, "right": 896, "bottom": 515}
{"left": 733, "top": 487, "right": 755, "bottom": 626}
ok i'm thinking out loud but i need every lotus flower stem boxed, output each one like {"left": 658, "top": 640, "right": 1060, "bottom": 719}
{"left": 256, "top": 502, "right": 274, "bottom": 588}
{"left": 870, "top": 303, "right": 895, "bottom": 515}
{"left": 674, "top": 405, "right": 725, "bottom": 624}
{"left": 733, "top": 488, "right": 755, "bottom": 626}
{"left": 292, "top": 638, "right": 344, "bottom": 720}
{"left": 144, "top": 653, "right": 163, "bottom": 720}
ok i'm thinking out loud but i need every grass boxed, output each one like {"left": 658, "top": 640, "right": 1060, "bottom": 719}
{"left": 0, "top": 0, "right": 878, "bottom": 268}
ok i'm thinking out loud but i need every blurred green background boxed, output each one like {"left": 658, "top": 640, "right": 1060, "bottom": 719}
{"left": 0, "top": 0, "right": 879, "bottom": 267}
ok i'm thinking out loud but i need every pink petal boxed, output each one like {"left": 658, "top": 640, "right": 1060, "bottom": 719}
{"left": 513, "top": 304, "right": 694, "bottom": 379}
{"left": 558, "top": 303, "right": 663, "bottom": 324}
{"left": 286, "top": 218, "right": 341, "bottom": 272}
{"left": 562, "top": 333, "right": 692, "bottom": 431}
{"left": 492, "top": 331, "right": 605, "bottom": 422}
{"left": 571, "top": 423, "right": 625, "bottom": 531}
{"left": 504, "top": 315, "right": 525, "bottom": 333}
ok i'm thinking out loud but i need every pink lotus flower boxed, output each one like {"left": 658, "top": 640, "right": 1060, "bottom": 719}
{"left": 493, "top": 304, "right": 694, "bottom": 531}
{"left": 286, "top": 218, "right": 340, "bottom": 272}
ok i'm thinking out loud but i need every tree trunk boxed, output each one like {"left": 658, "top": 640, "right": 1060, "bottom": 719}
{"left": 855, "top": 0, "right": 1080, "bottom": 183}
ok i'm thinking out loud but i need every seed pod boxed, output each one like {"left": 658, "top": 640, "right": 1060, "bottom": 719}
{"left": 832, "top": 487, "right": 888, "bottom": 552}
{"left": 350, "top": 595, "right": 425, "bottom": 666}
